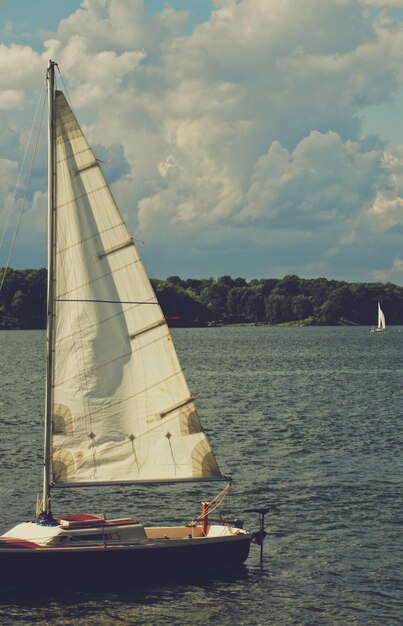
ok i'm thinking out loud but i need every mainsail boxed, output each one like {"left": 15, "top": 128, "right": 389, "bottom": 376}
{"left": 50, "top": 91, "right": 221, "bottom": 486}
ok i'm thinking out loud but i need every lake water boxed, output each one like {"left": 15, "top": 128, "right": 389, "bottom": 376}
{"left": 0, "top": 327, "right": 401, "bottom": 625}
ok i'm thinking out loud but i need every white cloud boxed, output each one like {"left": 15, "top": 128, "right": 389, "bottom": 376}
{"left": 241, "top": 132, "right": 383, "bottom": 227}
{"left": 1, "top": 0, "right": 403, "bottom": 282}
{"left": 0, "top": 44, "right": 43, "bottom": 91}
{"left": 367, "top": 193, "right": 403, "bottom": 227}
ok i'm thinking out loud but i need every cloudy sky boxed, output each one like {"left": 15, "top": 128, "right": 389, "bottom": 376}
{"left": 1, "top": 0, "right": 403, "bottom": 284}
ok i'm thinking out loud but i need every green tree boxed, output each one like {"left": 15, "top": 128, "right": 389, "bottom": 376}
{"left": 274, "top": 275, "right": 300, "bottom": 297}
{"left": 291, "top": 294, "right": 313, "bottom": 321}
{"left": 265, "top": 294, "right": 293, "bottom": 323}
{"left": 201, "top": 278, "right": 231, "bottom": 318}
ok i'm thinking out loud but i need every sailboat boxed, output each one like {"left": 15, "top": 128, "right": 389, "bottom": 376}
{"left": 0, "top": 61, "right": 253, "bottom": 584}
{"left": 369, "top": 302, "right": 386, "bottom": 332}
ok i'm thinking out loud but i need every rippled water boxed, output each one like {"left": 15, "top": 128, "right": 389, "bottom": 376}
{"left": 0, "top": 327, "right": 401, "bottom": 625}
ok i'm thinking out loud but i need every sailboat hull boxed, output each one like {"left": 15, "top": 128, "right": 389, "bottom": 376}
{"left": 0, "top": 533, "right": 251, "bottom": 585}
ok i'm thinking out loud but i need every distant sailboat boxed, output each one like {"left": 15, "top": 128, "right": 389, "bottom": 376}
{"left": 0, "top": 61, "right": 255, "bottom": 584}
{"left": 369, "top": 302, "right": 386, "bottom": 332}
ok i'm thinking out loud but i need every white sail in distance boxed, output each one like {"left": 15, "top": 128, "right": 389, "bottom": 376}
{"left": 51, "top": 91, "right": 221, "bottom": 486}
{"left": 378, "top": 303, "right": 386, "bottom": 330}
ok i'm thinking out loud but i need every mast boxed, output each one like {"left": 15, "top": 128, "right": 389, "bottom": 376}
{"left": 42, "top": 60, "right": 57, "bottom": 512}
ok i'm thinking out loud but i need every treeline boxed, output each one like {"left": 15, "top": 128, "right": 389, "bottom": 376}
{"left": 0, "top": 268, "right": 47, "bottom": 329}
{"left": 153, "top": 274, "right": 403, "bottom": 326}
{"left": 1, "top": 269, "right": 403, "bottom": 329}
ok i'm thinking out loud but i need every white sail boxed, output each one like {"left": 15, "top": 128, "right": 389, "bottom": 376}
{"left": 378, "top": 303, "right": 386, "bottom": 330}
{"left": 50, "top": 91, "right": 221, "bottom": 486}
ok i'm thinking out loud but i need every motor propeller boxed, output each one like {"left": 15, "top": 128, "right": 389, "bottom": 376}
{"left": 245, "top": 505, "right": 278, "bottom": 563}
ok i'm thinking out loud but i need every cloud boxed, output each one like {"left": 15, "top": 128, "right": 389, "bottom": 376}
{"left": 0, "top": 44, "right": 43, "bottom": 91}
{"left": 43, "top": 36, "right": 147, "bottom": 108}
{"left": 0, "top": 157, "right": 20, "bottom": 266}
{"left": 0, "top": 90, "right": 25, "bottom": 110}
{"left": 241, "top": 132, "right": 383, "bottom": 228}
{"left": 1, "top": 0, "right": 403, "bottom": 283}
{"left": 372, "top": 255, "right": 403, "bottom": 282}
{"left": 360, "top": 1, "right": 403, "bottom": 6}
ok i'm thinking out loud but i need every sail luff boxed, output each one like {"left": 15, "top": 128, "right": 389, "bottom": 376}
{"left": 50, "top": 91, "right": 222, "bottom": 487}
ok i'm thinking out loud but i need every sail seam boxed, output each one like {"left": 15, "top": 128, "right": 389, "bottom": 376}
{"left": 53, "top": 307, "right": 164, "bottom": 344}
{"left": 57, "top": 237, "right": 138, "bottom": 259}
{"left": 56, "top": 222, "right": 131, "bottom": 253}
{"left": 53, "top": 366, "right": 185, "bottom": 400}
{"left": 56, "top": 182, "right": 114, "bottom": 210}
{"left": 56, "top": 141, "right": 91, "bottom": 157}
{"left": 55, "top": 260, "right": 149, "bottom": 299}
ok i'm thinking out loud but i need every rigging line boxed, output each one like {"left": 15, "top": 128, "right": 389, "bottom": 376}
{"left": 196, "top": 483, "right": 232, "bottom": 520}
{"left": 55, "top": 68, "right": 112, "bottom": 172}
{"left": 55, "top": 64, "right": 74, "bottom": 111}
{"left": 0, "top": 78, "right": 46, "bottom": 254}
{"left": 0, "top": 79, "right": 47, "bottom": 291}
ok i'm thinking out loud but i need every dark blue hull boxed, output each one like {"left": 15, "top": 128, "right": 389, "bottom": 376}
{"left": 0, "top": 534, "right": 252, "bottom": 585}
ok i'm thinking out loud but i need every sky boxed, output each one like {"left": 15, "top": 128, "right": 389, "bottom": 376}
{"left": 1, "top": 0, "right": 403, "bottom": 284}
